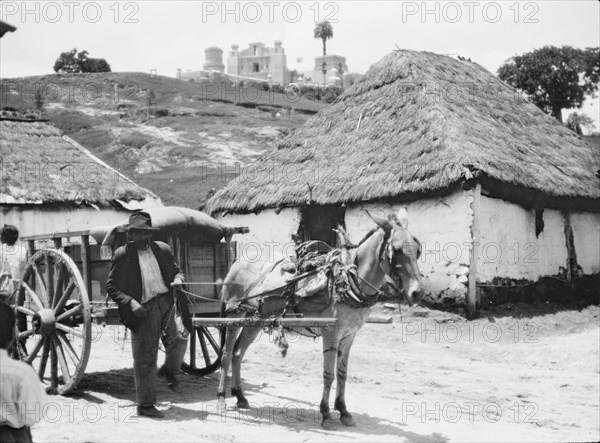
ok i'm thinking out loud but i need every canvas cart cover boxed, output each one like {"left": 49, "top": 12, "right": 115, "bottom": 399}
{"left": 89, "top": 206, "right": 226, "bottom": 246}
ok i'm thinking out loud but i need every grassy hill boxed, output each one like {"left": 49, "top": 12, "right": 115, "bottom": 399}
{"left": 0, "top": 72, "right": 325, "bottom": 208}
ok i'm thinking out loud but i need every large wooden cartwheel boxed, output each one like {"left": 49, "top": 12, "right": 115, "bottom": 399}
{"left": 181, "top": 312, "right": 225, "bottom": 376}
{"left": 14, "top": 249, "right": 91, "bottom": 395}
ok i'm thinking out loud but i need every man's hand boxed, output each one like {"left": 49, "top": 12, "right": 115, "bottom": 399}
{"left": 171, "top": 275, "right": 184, "bottom": 287}
{"left": 129, "top": 299, "right": 147, "bottom": 318}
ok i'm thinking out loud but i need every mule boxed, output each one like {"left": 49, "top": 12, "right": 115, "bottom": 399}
{"left": 217, "top": 207, "right": 424, "bottom": 429}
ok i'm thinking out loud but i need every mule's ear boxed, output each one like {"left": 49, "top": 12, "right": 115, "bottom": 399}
{"left": 366, "top": 210, "right": 393, "bottom": 233}
{"left": 397, "top": 206, "right": 409, "bottom": 228}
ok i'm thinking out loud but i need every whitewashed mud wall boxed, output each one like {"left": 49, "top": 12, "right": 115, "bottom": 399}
{"left": 570, "top": 212, "right": 600, "bottom": 275}
{"left": 477, "top": 196, "right": 568, "bottom": 281}
{"left": 218, "top": 208, "right": 301, "bottom": 266}
{"left": 1, "top": 207, "right": 135, "bottom": 239}
{"left": 344, "top": 190, "right": 474, "bottom": 304}
{"left": 215, "top": 192, "right": 599, "bottom": 306}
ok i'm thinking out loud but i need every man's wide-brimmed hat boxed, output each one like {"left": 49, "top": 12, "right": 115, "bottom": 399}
{"left": 125, "top": 211, "right": 159, "bottom": 232}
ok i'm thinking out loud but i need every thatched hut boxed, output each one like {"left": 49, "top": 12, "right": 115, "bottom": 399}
{"left": 1, "top": 117, "right": 162, "bottom": 237}
{"left": 205, "top": 50, "right": 600, "bottom": 312}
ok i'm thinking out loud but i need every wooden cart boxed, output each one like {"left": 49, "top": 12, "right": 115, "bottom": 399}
{"left": 11, "top": 207, "right": 248, "bottom": 394}
{"left": 11, "top": 206, "right": 337, "bottom": 395}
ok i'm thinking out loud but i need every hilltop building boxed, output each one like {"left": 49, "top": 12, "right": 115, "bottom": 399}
{"left": 179, "top": 46, "right": 226, "bottom": 82}
{"left": 179, "top": 42, "right": 288, "bottom": 84}
{"left": 299, "top": 54, "right": 361, "bottom": 87}
{"left": 227, "top": 41, "right": 288, "bottom": 85}
{"left": 204, "top": 46, "right": 225, "bottom": 73}
{"left": 178, "top": 42, "right": 362, "bottom": 87}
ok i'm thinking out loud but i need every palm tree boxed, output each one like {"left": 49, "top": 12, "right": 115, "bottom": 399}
{"left": 314, "top": 21, "right": 333, "bottom": 86}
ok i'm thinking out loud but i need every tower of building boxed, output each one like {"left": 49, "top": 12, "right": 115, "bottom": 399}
{"left": 204, "top": 46, "right": 225, "bottom": 73}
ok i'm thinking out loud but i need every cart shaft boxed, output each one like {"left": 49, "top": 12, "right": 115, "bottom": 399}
{"left": 191, "top": 317, "right": 337, "bottom": 328}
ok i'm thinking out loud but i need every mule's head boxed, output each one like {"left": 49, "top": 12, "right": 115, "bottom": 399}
{"left": 367, "top": 207, "right": 424, "bottom": 304}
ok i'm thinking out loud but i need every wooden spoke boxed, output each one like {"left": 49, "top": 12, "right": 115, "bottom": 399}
{"left": 21, "top": 266, "right": 33, "bottom": 287}
{"left": 20, "top": 282, "right": 45, "bottom": 311}
{"left": 18, "top": 329, "right": 36, "bottom": 340}
{"left": 52, "top": 335, "right": 71, "bottom": 383}
{"left": 15, "top": 305, "right": 35, "bottom": 316}
{"left": 52, "top": 264, "right": 66, "bottom": 309}
{"left": 46, "top": 254, "right": 55, "bottom": 306}
{"left": 197, "top": 329, "right": 211, "bottom": 367}
{"left": 53, "top": 281, "right": 76, "bottom": 315}
{"left": 56, "top": 303, "right": 82, "bottom": 322}
{"left": 38, "top": 339, "right": 50, "bottom": 380}
{"left": 50, "top": 345, "right": 58, "bottom": 390}
{"left": 202, "top": 327, "right": 221, "bottom": 353}
{"left": 33, "top": 261, "right": 47, "bottom": 300}
{"left": 24, "top": 338, "right": 44, "bottom": 364}
{"left": 190, "top": 330, "right": 196, "bottom": 367}
{"left": 55, "top": 323, "right": 84, "bottom": 339}
{"left": 56, "top": 332, "right": 80, "bottom": 366}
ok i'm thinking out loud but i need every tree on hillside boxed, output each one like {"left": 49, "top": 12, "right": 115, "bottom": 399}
{"left": 566, "top": 112, "right": 596, "bottom": 135}
{"left": 314, "top": 21, "right": 333, "bottom": 86}
{"left": 53, "top": 48, "right": 111, "bottom": 73}
{"left": 497, "top": 46, "right": 599, "bottom": 122}
{"left": 53, "top": 48, "right": 81, "bottom": 73}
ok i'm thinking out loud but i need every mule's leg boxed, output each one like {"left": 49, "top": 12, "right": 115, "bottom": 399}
{"left": 320, "top": 325, "right": 339, "bottom": 430}
{"left": 334, "top": 331, "right": 358, "bottom": 426}
{"left": 217, "top": 324, "right": 240, "bottom": 410}
{"left": 230, "top": 326, "right": 261, "bottom": 409}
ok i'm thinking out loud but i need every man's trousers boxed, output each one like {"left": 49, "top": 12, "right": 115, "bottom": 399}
{"left": 130, "top": 293, "right": 188, "bottom": 406}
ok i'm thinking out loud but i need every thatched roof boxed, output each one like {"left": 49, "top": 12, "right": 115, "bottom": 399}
{"left": 1, "top": 119, "right": 161, "bottom": 208}
{"left": 206, "top": 50, "right": 600, "bottom": 214}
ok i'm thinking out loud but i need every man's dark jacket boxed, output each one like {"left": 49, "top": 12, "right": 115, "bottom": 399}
{"left": 106, "top": 241, "right": 190, "bottom": 330}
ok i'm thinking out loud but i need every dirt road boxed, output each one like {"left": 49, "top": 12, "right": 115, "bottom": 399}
{"left": 32, "top": 304, "right": 600, "bottom": 442}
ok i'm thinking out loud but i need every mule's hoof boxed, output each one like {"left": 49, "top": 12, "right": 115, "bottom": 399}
{"left": 236, "top": 399, "right": 250, "bottom": 409}
{"left": 321, "top": 418, "right": 338, "bottom": 430}
{"left": 340, "top": 414, "right": 356, "bottom": 427}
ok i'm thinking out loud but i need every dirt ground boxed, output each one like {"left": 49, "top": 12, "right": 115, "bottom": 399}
{"left": 31, "top": 303, "right": 599, "bottom": 442}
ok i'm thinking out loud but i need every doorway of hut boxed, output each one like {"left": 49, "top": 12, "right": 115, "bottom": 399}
{"left": 299, "top": 205, "right": 346, "bottom": 247}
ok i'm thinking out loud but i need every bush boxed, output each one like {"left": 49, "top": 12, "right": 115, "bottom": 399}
{"left": 154, "top": 108, "right": 170, "bottom": 117}
{"left": 50, "top": 111, "right": 101, "bottom": 132}
{"left": 118, "top": 132, "right": 151, "bottom": 149}
{"left": 299, "top": 85, "right": 319, "bottom": 101}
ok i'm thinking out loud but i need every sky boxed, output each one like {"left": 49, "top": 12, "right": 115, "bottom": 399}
{"left": 1, "top": 1, "right": 599, "bottom": 128}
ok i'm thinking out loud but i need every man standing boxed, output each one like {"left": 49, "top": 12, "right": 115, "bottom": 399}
{"left": 0, "top": 303, "right": 47, "bottom": 442}
{"left": 0, "top": 225, "right": 25, "bottom": 303}
{"left": 106, "top": 211, "right": 189, "bottom": 418}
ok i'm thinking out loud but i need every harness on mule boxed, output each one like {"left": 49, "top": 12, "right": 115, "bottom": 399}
{"left": 228, "top": 239, "right": 386, "bottom": 322}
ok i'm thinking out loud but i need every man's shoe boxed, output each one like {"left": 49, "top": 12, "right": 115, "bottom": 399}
{"left": 137, "top": 405, "right": 164, "bottom": 418}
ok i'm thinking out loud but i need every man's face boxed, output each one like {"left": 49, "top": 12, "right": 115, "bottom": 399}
{"left": 128, "top": 230, "right": 152, "bottom": 251}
